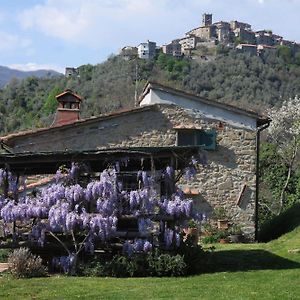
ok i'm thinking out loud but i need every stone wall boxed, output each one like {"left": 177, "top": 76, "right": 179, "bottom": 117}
{"left": 161, "top": 105, "right": 257, "bottom": 238}
{"left": 189, "top": 26, "right": 216, "bottom": 42}
{"left": 9, "top": 104, "right": 257, "bottom": 237}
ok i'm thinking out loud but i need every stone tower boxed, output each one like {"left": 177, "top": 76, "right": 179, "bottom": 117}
{"left": 202, "top": 13, "right": 212, "bottom": 26}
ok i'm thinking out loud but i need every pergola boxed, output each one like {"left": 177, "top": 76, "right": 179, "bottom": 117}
{"left": 0, "top": 146, "right": 201, "bottom": 175}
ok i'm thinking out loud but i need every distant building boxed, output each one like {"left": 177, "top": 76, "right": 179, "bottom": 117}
{"left": 234, "top": 28, "right": 256, "bottom": 44}
{"left": 202, "top": 13, "right": 213, "bottom": 26}
{"left": 65, "top": 67, "right": 78, "bottom": 77}
{"left": 214, "top": 21, "right": 232, "bottom": 43}
{"left": 137, "top": 40, "right": 156, "bottom": 59}
{"left": 255, "top": 30, "right": 276, "bottom": 46}
{"left": 257, "top": 44, "right": 277, "bottom": 55}
{"left": 230, "top": 20, "right": 252, "bottom": 31}
{"left": 236, "top": 44, "right": 258, "bottom": 56}
{"left": 186, "top": 13, "right": 217, "bottom": 42}
{"left": 162, "top": 40, "right": 182, "bottom": 57}
{"left": 179, "top": 35, "right": 199, "bottom": 51}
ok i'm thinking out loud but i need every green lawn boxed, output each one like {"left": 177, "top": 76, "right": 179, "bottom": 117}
{"left": 0, "top": 227, "right": 300, "bottom": 300}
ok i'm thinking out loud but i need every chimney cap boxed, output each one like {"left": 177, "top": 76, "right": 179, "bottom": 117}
{"left": 55, "top": 89, "right": 83, "bottom": 102}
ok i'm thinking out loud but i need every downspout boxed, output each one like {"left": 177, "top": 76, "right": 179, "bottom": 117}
{"left": 255, "top": 120, "right": 271, "bottom": 241}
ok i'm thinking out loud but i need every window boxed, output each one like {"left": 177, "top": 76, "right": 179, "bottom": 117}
{"left": 177, "top": 129, "right": 217, "bottom": 150}
{"left": 117, "top": 172, "right": 140, "bottom": 191}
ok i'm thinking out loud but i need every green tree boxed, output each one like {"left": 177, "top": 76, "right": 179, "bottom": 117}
{"left": 42, "top": 86, "right": 62, "bottom": 114}
{"left": 277, "top": 45, "right": 293, "bottom": 64}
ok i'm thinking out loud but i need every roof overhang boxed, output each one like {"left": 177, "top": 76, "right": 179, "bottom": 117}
{"left": 0, "top": 146, "right": 201, "bottom": 175}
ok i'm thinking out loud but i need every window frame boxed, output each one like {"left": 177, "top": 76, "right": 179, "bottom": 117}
{"left": 176, "top": 128, "right": 217, "bottom": 150}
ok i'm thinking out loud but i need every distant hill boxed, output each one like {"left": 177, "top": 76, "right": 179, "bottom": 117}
{"left": 0, "top": 65, "right": 62, "bottom": 88}
{"left": 0, "top": 49, "right": 300, "bottom": 135}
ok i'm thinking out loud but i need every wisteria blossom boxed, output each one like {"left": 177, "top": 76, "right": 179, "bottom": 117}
{"left": 0, "top": 161, "right": 201, "bottom": 274}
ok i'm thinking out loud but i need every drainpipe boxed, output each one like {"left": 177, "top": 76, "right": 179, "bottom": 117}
{"left": 255, "top": 120, "right": 271, "bottom": 241}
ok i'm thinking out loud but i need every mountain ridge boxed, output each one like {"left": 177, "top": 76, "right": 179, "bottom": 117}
{"left": 0, "top": 65, "right": 62, "bottom": 88}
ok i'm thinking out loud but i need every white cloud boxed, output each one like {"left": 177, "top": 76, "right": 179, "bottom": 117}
{"left": 0, "top": 31, "right": 31, "bottom": 52}
{"left": 8, "top": 62, "right": 64, "bottom": 73}
{"left": 18, "top": 0, "right": 202, "bottom": 48}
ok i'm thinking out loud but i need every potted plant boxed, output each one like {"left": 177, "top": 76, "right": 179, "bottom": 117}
{"left": 217, "top": 230, "right": 230, "bottom": 244}
{"left": 201, "top": 223, "right": 216, "bottom": 237}
{"left": 228, "top": 225, "right": 243, "bottom": 243}
{"left": 212, "top": 208, "right": 229, "bottom": 230}
{"left": 183, "top": 219, "right": 199, "bottom": 245}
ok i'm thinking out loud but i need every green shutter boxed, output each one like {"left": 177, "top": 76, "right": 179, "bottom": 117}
{"left": 196, "top": 130, "right": 217, "bottom": 150}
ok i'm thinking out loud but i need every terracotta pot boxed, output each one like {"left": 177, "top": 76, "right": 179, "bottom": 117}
{"left": 219, "top": 238, "right": 229, "bottom": 244}
{"left": 217, "top": 219, "right": 229, "bottom": 230}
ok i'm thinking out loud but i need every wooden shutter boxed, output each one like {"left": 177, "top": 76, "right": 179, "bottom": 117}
{"left": 196, "top": 130, "right": 216, "bottom": 150}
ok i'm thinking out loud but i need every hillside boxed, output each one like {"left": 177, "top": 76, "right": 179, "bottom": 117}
{"left": 0, "top": 50, "right": 300, "bottom": 135}
{"left": 0, "top": 66, "right": 61, "bottom": 88}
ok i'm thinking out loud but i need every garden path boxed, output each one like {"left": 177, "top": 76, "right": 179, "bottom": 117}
{"left": 0, "top": 263, "right": 8, "bottom": 273}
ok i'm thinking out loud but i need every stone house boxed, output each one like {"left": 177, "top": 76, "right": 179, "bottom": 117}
{"left": 236, "top": 44, "right": 258, "bottom": 56}
{"left": 234, "top": 28, "right": 256, "bottom": 44}
{"left": 230, "top": 21, "right": 252, "bottom": 31}
{"left": 186, "top": 25, "right": 216, "bottom": 42}
{"left": 179, "top": 35, "right": 201, "bottom": 55}
{"left": 214, "top": 21, "right": 232, "bottom": 44}
{"left": 255, "top": 30, "right": 275, "bottom": 46}
{"left": 0, "top": 82, "right": 269, "bottom": 240}
{"left": 162, "top": 40, "right": 182, "bottom": 58}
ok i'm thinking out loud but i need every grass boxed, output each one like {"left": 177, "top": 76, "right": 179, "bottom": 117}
{"left": 0, "top": 269, "right": 299, "bottom": 300}
{"left": 0, "top": 227, "right": 299, "bottom": 300}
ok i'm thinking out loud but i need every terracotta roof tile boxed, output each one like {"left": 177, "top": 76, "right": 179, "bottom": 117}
{"left": 56, "top": 89, "right": 83, "bottom": 101}
{"left": 0, "top": 105, "right": 156, "bottom": 144}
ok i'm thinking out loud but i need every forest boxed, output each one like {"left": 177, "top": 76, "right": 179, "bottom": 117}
{"left": 0, "top": 48, "right": 300, "bottom": 135}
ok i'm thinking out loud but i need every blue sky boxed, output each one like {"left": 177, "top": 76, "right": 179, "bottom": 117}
{"left": 0, "top": 0, "right": 299, "bottom": 73}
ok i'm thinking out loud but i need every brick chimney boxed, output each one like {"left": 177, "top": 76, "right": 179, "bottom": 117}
{"left": 53, "top": 89, "right": 82, "bottom": 126}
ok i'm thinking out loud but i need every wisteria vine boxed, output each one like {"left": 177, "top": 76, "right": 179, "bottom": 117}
{"left": 0, "top": 161, "right": 202, "bottom": 273}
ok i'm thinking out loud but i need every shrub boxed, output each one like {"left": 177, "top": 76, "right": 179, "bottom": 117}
{"left": 0, "top": 248, "right": 11, "bottom": 262}
{"left": 104, "top": 255, "right": 139, "bottom": 277}
{"left": 78, "top": 260, "right": 105, "bottom": 277}
{"left": 80, "top": 250, "right": 187, "bottom": 277}
{"left": 202, "top": 235, "right": 219, "bottom": 244}
{"left": 147, "top": 249, "right": 186, "bottom": 277}
{"left": 7, "top": 248, "right": 47, "bottom": 278}
{"left": 179, "top": 236, "right": 205, "bottom": 274}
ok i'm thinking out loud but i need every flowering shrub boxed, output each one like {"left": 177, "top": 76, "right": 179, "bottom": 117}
{"left": 7, "top": 248, "right": 47, "bottom": 278}
{"left": 0, "top": 162, "right": 202, "bottom": 275}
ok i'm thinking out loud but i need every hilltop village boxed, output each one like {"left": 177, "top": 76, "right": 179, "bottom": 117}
{"left": 135, "top": 13, "right": 300, "bottom": 59}
{"left": 65, "top": 13, "right": 300, "bottom": 76}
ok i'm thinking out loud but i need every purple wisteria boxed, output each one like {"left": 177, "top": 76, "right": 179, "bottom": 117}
{"left": 0, "top": 163, "right": 201, "bottom": 273}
